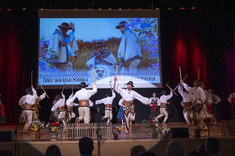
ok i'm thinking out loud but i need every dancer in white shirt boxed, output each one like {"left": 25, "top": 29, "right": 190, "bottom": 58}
{"left": 155, "top": 89, "right": 173, "bottom": 125}
{"left": 51, "top": 93, "right": 66, "bottom": 127}
{"left": 114, "top": 78, "right": 150, "bottom": 133}
{"left": 178, "top": 85, "right": 193, "bottom": 125}
{"left": 67, "top": 82, "right": 97, "bottom": 123}
{"left": 19, "top": 86, "right": 38, "bottom": 132}
{"left": 95, "top": 90, "right": 116, "bottom": 124}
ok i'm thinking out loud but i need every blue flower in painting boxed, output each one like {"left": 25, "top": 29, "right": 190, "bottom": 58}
{"left": 135, "top": 18, "right": 141, "bottom": 24}
{"left": 151, "top": 64, "right": 157, "bottom": 69}
{"left": 144, "top": 45, "right": 148, "bottom": 50}
{"left": 45, "top": 40, "right": 49, "bottom": 46}
{"left": 152, "top": 53, "right": 157, "bottom": 59}
{"left": 140, "top": 23, "right": 151, "bottom": 29}
{"left": 39, "top": 61, "right": 47, "bottom": 71}
{"left": 148, "top": 67, "right": 152, "bottom": 71}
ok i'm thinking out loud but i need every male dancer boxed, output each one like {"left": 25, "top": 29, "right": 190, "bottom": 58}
{"left": 114, "top": 78, "right": 150, "bottom": 133}
{"left": 95, "top": 90, "right": 116, "bottom": 124}
{"left": 155, "top": 89, "right": 173, "bottom": 125}
{"left": 178, "top": 85, "right": 193, "bottom": 125}
{"left": 51, "top": 93, "right": 67, "bottom": 127}
{"left": 66, "top": 82, "right": 97, "bottom": 123}
{"left": 32, "top": 90, "right": 47, "bottom": 121}
{"left": 19, "top": 86, "right": 38, "bottom": 132}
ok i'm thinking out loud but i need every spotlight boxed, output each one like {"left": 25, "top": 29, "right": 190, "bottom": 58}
{"left": 180, "top": 7, "right": 184, "bottom": 10}
{"left": 168, "top": 8, "right": 172, "bottom": 10}
{"left": 22, "top": 8, "right": 26, "bottom": 11}
{"left": 155, "top": 8, "right": 160, "bottom": 10}
{"left": 7, "top": 9, "right": 11, "bottom": 11}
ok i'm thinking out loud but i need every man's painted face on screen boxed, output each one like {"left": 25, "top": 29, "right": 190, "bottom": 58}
{"left": 120, "top": 26, "right": 127, "bottom": 34}
{"left": 97, "top": 46, "right": 105, "bottom": 53}
{"left": 60, "top": 28, "right": 69, "bottom": 36}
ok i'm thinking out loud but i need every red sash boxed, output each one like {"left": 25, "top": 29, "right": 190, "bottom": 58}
{"left": 153, "top": 101, "right": 156, "bottom": 112}
{"left": 1, "top": 105, "right": 5, "bottom": 117}
{"left": 208, "top": 103, "right": 212, "bottom": 114}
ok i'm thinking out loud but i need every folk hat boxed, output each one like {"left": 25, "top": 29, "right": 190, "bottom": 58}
{"left": 58, "top": 22, "right": 72, "bottom": 30}
{"left": 116, "top": 21, "right": 128, "bottom": 29}
{"left": 78, "top": 82, "right": 88, "bottom": 88}
{"left": 126, "top": 81, "right": 134, "bottom": 87}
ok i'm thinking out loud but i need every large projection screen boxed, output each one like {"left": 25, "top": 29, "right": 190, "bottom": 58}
{"left": 38, "top": 9, "right": 161, "bottom": 88}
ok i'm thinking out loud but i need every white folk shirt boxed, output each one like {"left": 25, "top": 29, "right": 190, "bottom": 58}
{"left": 158, "top": 92, "right": 173, "bottom": 105}
{"left": 115, "top": 83, "right": 150, "bottom": 105}
{"left": 66, "top": 84, "right": 97, "bottom": 105}
{"left": 208, "top": 94, "right": 221, "bottom": 104}
{"left": 19, "top": 88, "right": 37, "bottom": 107}
{"left": 51, "top": 94, "right": 65, "bottom": 112}
{"left": 178, "top": 85, "right": 193, "bottom": 102}
{"left": 183, "top": 82, "right": 206, "bottom": 103}
{"left": 96, "top": 92, "right": 116, "bottom": 105}
{"left": 66, "top": 93, "right": 75, "bottom": 107}
{"left": 118, "top": 99, "right": 123, "bottom": 106}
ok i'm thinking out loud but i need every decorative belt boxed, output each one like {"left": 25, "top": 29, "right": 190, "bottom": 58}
{"left": 57, "top": 106, "right": 66, "bottom": 112}
{"left": 24, "top": 104, "right": 34, "bottom": 110}
{"left": 123, "top": 100, "right": 134, "bottom": 107}
{"left": 160, "top": 103, "right": 167, "bottom": 107}
{"left": 67, "top": 106, "right": 73, "bottom": 111}
{"left": 79, "top": 100, "right": 89, "bottom": 107}
{"left": 105, "top": 104, "right": 112, "bottom": 109}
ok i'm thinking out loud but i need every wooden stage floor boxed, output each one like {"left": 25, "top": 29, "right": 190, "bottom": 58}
{"left": 0, "top": 122, "right": 226, "bottom": 141}
{"left": 1, "top": 122, "right": 235, "bottom": 156}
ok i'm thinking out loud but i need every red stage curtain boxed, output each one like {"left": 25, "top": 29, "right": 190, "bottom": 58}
{"left": 0, "top": 20, "right": 25, "bottom": 125}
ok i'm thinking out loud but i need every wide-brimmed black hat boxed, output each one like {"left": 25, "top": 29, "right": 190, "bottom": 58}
{"left": 58, "top": 22, "right": 72, "bottom": 30}
{"left": 95, "top": 42, "right": 107, "bottom": 49}
{"left": 126, "top": 81, "right": 134, "bottom": 87}
{"left": 25, "top": 88, "right": 33, "bottom": 95}
{"left": 116, "top": 21, "right": 128, "bottom": 29}
{"left": 78, "top": 82, "right": 88, "bottom": 88}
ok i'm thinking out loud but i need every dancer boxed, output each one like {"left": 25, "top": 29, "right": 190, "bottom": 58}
{"left": 117, "top": 99, "right": 124, "bottom": 125}
{"left": 148, "top": 92, "right": 160, "bottom": 120}
{"left": 19, "top": 86, "right": 37, "bottom": 132}
{"left": 32, "top": 90, "right": 47, "bottom": 121}
{"left": 208, "top": 89, "right": 221, "bottom": 120}
{"left": 51, "top": 93, "right": 67, "bottom": 128}
{"left": 95, "top": 90, "right": 116, "bottom": 124}
{"left": 155, "top": 89, "right": 173, "bottom": 125}
{"left": 178, "top": 85, "right": 193, "bottom": 125}
{"left": 66, "top": 91, "right": 76, "bottom": 122}
{"left": 66, "top": 82, "right": 97, "bottom": 123}
{"left": 0, "top": 92, "right": 6, "bottom": 125}
{"left": 114, "top": 78, "right": 150, "bottom": 133}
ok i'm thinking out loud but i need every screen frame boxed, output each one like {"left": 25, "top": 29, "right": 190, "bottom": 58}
{"left": 37, "top": 9, "right": 162, "bottom": 89}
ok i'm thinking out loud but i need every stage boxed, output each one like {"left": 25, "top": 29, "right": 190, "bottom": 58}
{"left": 0, "top": 122, "right": 235, "bottom": 156}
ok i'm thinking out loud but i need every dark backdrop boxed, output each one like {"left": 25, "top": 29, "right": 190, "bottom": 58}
{"left": 0, "top": 3, "right": 234, "bottom": 124}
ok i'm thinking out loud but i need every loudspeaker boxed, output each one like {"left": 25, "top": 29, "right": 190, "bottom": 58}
{"left": 0, "top": 131, "right": 12, "bottom": 142}
{"left": 171, "top": 128, "right": 189, "bottom": 138}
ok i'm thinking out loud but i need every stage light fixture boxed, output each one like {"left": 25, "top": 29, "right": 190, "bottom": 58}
{"left": 191, "top": 6, "right": 195, "bottom": 10}
{"left": 168, "top": 8, "right": 172, "bottom": 10}
{"left": 180, "top": 7, "right": 184, "bottom": 10}
{"left": 7, "top": 9, "right": 11, "bottom": 11}
{"left": 22, "top": 8, "right": 26, "bottom": 11}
